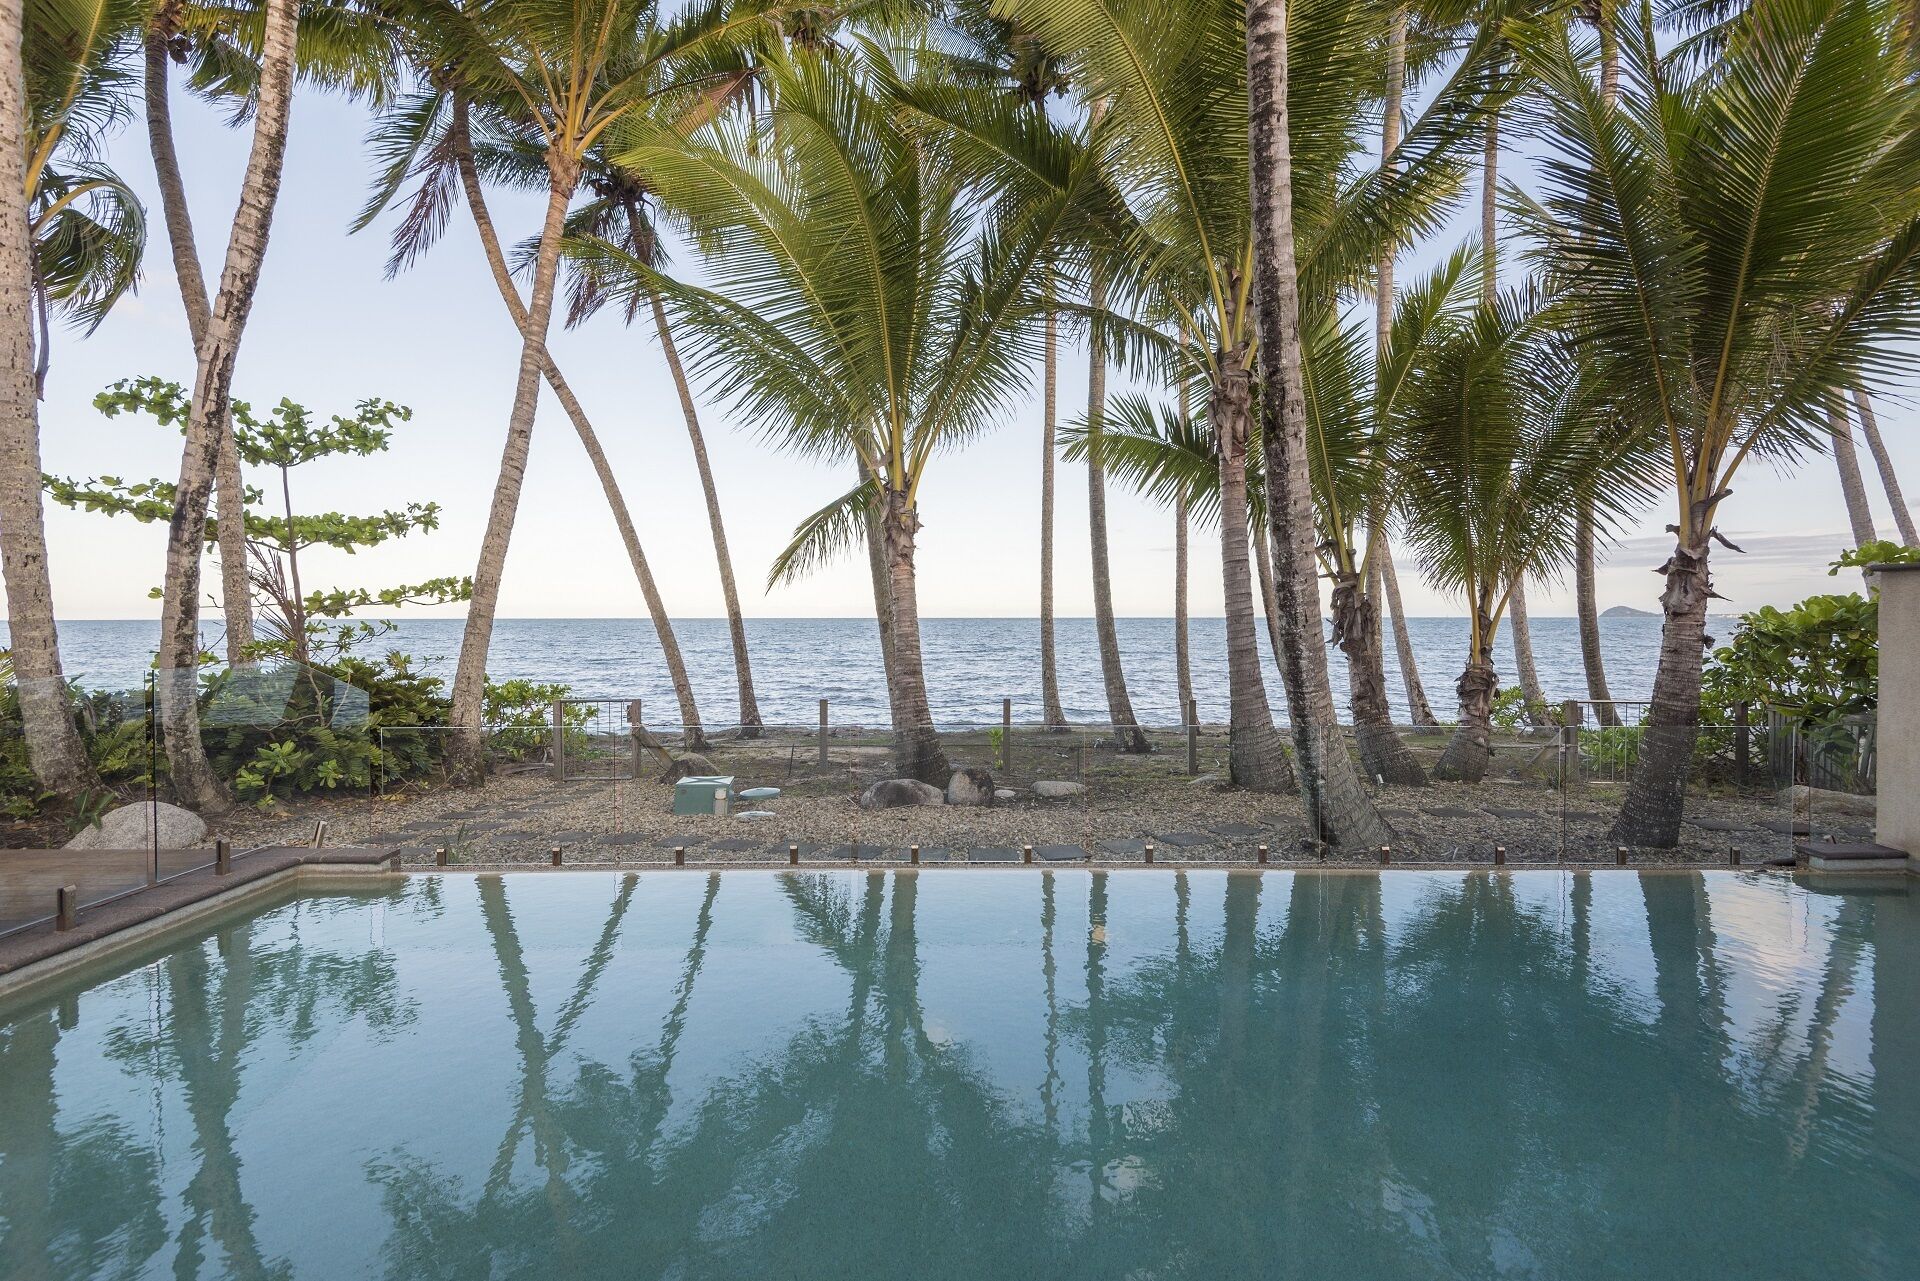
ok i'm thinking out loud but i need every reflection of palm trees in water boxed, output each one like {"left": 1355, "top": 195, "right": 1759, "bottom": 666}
{"left": 0, "top": 895, "right": 412, "bottom": 1280}
{"left": 4, "top": 873, "right": 1912, "bottom": 1277}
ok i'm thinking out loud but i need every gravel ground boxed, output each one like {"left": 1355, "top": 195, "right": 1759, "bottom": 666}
{"left": 209, "top": 734, "right": 1854, "bottom": 869}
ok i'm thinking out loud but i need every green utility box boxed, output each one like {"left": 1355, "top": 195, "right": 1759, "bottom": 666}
{"left": 672, "top": 775, "right": 735, "bottom": 817}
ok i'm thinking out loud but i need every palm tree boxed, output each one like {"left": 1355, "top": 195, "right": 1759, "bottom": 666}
{"left": 1513, "top": 0, "right": 1920, "bottom": 844}
{"left": 358, "top": 84, "right": 727, "bottom": 750}
{"left": 1574, "top": 0, "right": 1622, "bottom": 727}
{"left": 1475, "top": 85, "right": 1551, "bottom": 727}
{"left": 1082, "top": 270, "right": 1152, "bottom": 754}
{"left": 144, "top": 0, "right": 399, "bottom": 664}
{"left": 1372, "top": 3, "right": 1438, "bottom": 730}
{"left": 1853, "top": 391, "right": 1918, "bottom": 545}
{"left": 1246, "top": 0, "right": 1393, "bottom": 844}
{"left": 1827, "top": 406, "right": 1878, "bottom": 549}
{"left": 1393, "top": 291, "right": 1654, "bottom": 781}
{"left": 1, "top": 0, "right": 104, "bottom": 799}
{"left": 608, "top": 45, "right": 1086, "bottom": 782}
{"left": 934, "top": 4, "right": 1072, "bottom": 732}
{"left": 390, "top": 0, "right": 775, "bottom": 780}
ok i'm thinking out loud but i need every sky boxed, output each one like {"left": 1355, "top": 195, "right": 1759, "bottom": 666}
{"left": 16, "top": 77, "right": 1920, "bottom": 625}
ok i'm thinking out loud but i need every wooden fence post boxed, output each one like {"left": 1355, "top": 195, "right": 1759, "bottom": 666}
{"left": 818, "top": 698, "right": 830, "bottom": 768}
{"left": 1002, "top": 697, "right": 1013, "bottom": 773}
{"left": 552, "top": 698, "right": 567, "bottom": 782}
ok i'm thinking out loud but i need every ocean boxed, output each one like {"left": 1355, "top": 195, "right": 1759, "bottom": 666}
{"left": 5, "top": 614, "right": 1671, "bottom": 728}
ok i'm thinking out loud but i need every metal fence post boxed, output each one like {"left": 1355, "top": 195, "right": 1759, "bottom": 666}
{"left": 1734, "top": 701, "right": 1751, "bottom": 787}
{"left": 1186, "top": 698, "right": 1199, "bottom": 776}
{"left": 818, "top": 698, "right": 829, "bottom": 768}
{"left": 552, "top": 698, "right": 567, "bottom": 782}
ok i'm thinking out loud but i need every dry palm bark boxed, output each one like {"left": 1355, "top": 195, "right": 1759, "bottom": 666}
{"left": 1040, "top": 303, "right": 1065, "bottom": 730}
{"left": 445, "top": 105, "right": 707, "bottom": 757}
{"left": 154, "top": 0, "right": 301, "bottom": 812}
{"left": 1828, "top": 405, "right": 1878, "bottom": 550}
{"left": 1363, "top": 6, "right": 1440, "bottom": 744}
{"left": 446, "top": 155, "right": 580, "bottom": 780}
{"left": 0, "top": 0, "right": 96, "bottom": 797}
{"left": 1214, "top": 349, "right": 1296, "bottom": 791}
{"left": 647, "top": 290, "right": 758, "bottom": 736}
{"left": 1246, "top": 0, "right": 1393, "bottom": 849}
{"left": 1853, "top": 391, "right": 1917, "bottom": 545}
{"left": 1085, "top": 278, "right": 1149, "bottom": 753}
{"left": 145, "top": 18, "right": 254, "bottom": 662}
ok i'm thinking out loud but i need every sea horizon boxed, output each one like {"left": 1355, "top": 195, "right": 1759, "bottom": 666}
{"left": 4, "top": 614, "right": 1673, "bottom": 727}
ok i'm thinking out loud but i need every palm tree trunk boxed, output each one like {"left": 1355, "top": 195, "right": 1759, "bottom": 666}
{"left": 1433, "top": 622, "right": 1498, "bottom": 784}
{"left": 1174, "top": 492, "right": 1194, "bottom": 720}
{"left": 154, "top": 0, "right": 300, "bottom": 814}
{"left": 879, "top": 485, "right": 950, "bottom": 784}
{"left": 1214, "top": 351, "right": 1295, "bottom": 791}
{"left": 448, "top": 156, "right": 578, "bottom": 781}
{"left": 1508, "top": 574, "right": 1549, "bottom": 727}
{"left": 1854, "top": 391, "right": 1918, "bottom": 545}
{"left": 1246, "top": 0, "right": 1392, "bottom": 850}
{"left": 1040, "top": 303, "right": 1065, "bottom": 729}
{"left": 1575, "top": 504, "right": 1620, "bottom": 725}
{"left": 1086, "top": 277, "right": 1149, "bottom": 753}
{"left": 448, "top": 107, "right": 706, "bottom": 750}
{"left": 1610, "top": 525, "right": 1713, "bottom": 847}
{"left": 647, "top": 289, "right": 758, "bottom": 737}
{"left": 1376, "top": 537, "right": 1437, "bottom": 725}
{"left": 1371, "top": 11, "right": 1437, "bottom": 733}
{"left": 146, "top": 29, "right": 254, "bottom": 663}
{"left": 1251, "top": 520, "right": 1284, "bottom": 668}
{"left": 862, "top": 466, "right": 901, "bottom": 730}
{"left": 0, "top": 0, "right": 95, "bottom": 798}
{"left": 1331, "top": 567, "right": 1427, "bottom": 785}
{"left": 1828, "top": 405, "right": 1878, "bottom": 550}
{"left": 1579, "top": 0, "right": 1624, "bottom": 730}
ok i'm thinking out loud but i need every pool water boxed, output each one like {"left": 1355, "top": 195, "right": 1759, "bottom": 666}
{"left": 1, "top": 870, "right": 1914, "bottom": 1280}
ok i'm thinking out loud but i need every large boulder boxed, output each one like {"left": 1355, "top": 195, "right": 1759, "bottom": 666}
{"left": 65, "top": 801, "right": 208, "bottom": 851}
{"left": 859, "top": 778, "right": 945, "bottom": 810}
{"left": 946, "top": 768, "right": 996, "bottom": 808}
{"left": 659, "top": 753, "right": 718, "bottom": 784}
{"left": 1032, "top": 780, "right": 1086, "bottom": 800}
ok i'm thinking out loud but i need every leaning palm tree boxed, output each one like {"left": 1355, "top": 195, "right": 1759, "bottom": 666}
{"left": 387, "top": 0, "right": 778, "bottom": 780}
{"left": 145, "top": 0, "right": 401, "bottom": 662}
{"left": 1391, "top": 289, "right": 1655, "bottom": 781}
{"left": 604, "top": 44, "right": 1088, "bottom": 783}
{"left": 1512, "top": 0, "right": 1920, "bottom": 844}
{"left": 1852, "top": 391, "right": 1917, "bottom": 545}
{"left": 934, "top": 3, "right": 1074, "bottom": 732}
{"left": 149, "top": 0, "right": 300, "bottom": 810}
{"left": 357, "top": 71, "right": 742, "bottom": 752}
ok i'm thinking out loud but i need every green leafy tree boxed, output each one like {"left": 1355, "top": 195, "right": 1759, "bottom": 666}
{"left": 48, "top": 377, "right": 471, "bottom": 665}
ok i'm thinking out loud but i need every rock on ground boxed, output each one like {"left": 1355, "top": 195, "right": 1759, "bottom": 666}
{"left": 946, "top": 769, "right": 996, "bottom": 807}
{"left": 1032, "top": 780, "right": 1086, "bottom": 799}
{"left": 860, "top": 779, "right": 945, "bottom": 810}
{"left": 65, "top": 802, "right": 208, "bottom": 851}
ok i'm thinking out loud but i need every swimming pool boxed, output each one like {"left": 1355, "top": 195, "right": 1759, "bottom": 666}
{"left": 1, "top": 870, "right": 1913, "bottom": 1279}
